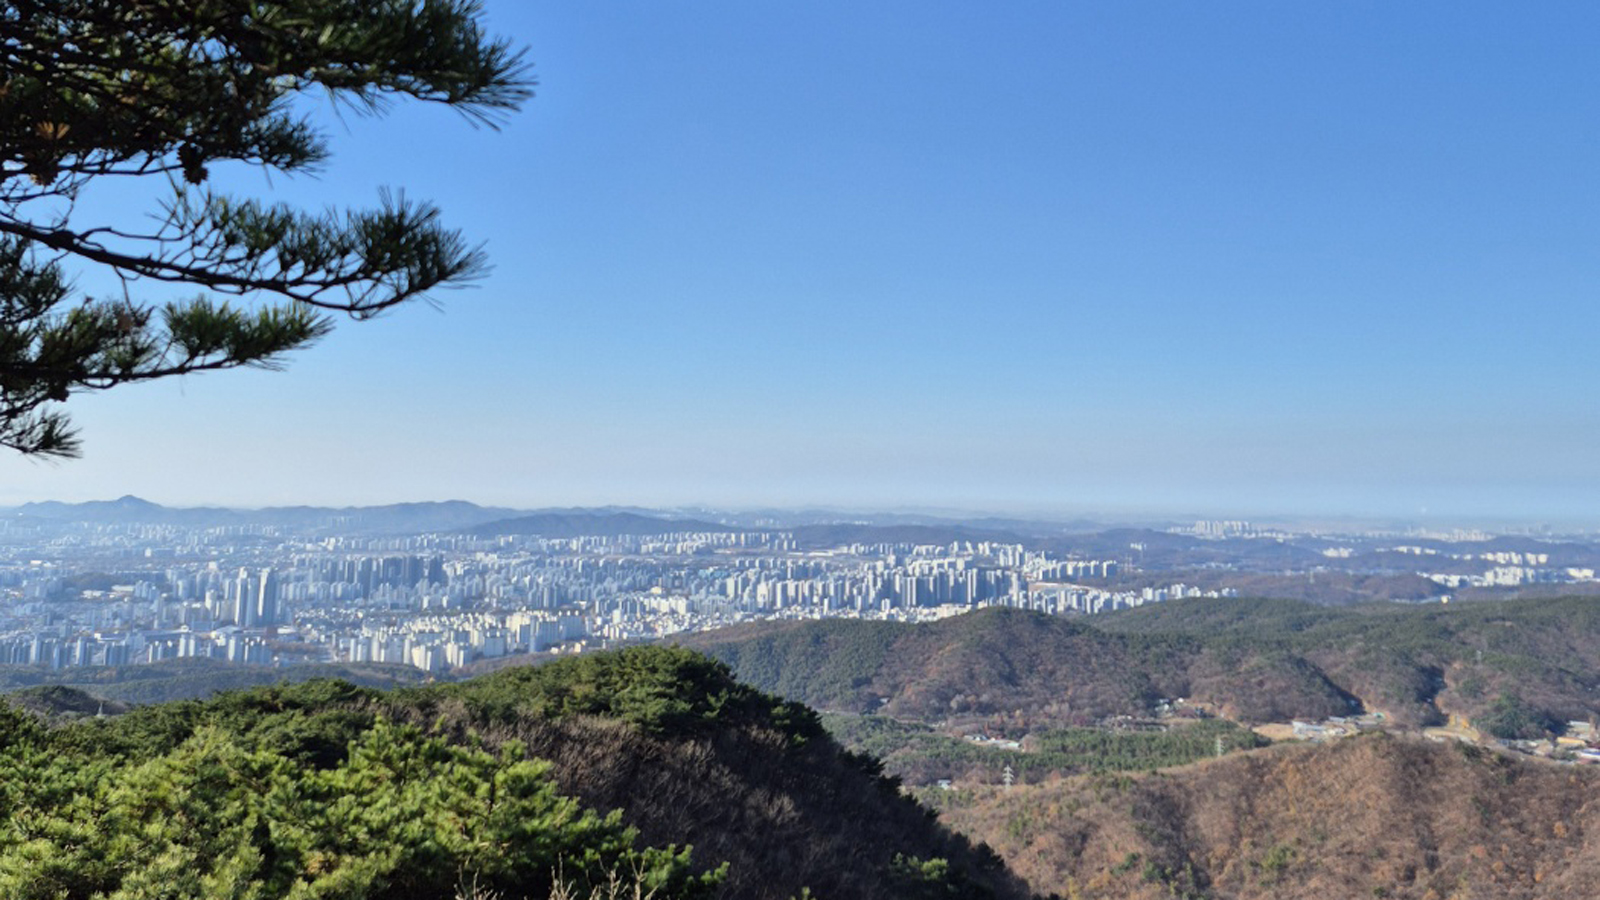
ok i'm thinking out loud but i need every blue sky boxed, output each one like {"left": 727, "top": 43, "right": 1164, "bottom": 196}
{"left": 4, "top": 1, "right": 1599, "bottom": 522}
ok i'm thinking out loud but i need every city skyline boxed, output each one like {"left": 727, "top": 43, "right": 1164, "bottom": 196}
{"left": 3, "top": 1, "right": 1597, "bottom": 521}
{"left": 6, "top": 497, "right": 1588, "bottom": 676}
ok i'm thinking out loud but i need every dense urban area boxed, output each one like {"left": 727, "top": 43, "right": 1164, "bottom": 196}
{"left": 5, "top": 497, "right": 1598, "bottom": 674}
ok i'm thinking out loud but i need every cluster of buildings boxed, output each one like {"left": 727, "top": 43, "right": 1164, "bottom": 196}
{"left": 17, "top": 508, "right": 1585, "bottom": 676}
{"left": 0, "top": 519, "right": 1229, "bottom": 673}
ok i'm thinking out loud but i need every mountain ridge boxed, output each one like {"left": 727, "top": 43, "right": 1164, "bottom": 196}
{"left": 2, "top": 645, "right": 1033, "bottom": 900}
{"left": 932, "top": 732, "right": 1600, "bottom": 899}
{"left": 680, "top": 597, "right": 1600, "bottom": 733}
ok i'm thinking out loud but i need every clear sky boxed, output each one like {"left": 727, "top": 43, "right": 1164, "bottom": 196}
{"left": 4, "top": 1, "right": 1599, "bottom": 523}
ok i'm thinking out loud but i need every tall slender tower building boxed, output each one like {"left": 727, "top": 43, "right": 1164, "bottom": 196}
{"left": 256, "top": 568, "right": 278, "bottom": 626}
{"left": 233, "top": 568, "right": 254, "bottom": 625}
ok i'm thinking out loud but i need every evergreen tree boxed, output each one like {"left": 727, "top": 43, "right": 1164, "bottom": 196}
{"left": 0, "top": 0, "right": 531, "bottom": 456}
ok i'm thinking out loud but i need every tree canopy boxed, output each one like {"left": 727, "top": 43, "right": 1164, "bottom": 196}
{"left": 0, "top": 0, "right": 531, "bottom": 456}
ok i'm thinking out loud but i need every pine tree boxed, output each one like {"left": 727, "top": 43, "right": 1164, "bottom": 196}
{"left": 0, "top": 0, "right": 531, "bottom": 456}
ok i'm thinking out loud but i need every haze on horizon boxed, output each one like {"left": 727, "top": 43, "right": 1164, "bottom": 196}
{"left": 3, "top": 1, "right": 1596, "bottom": 524}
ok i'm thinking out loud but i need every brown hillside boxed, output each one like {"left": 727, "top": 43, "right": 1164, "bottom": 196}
{"left": 683, "top": 608, "right": 1361, "bottom": 732}
{"left": 690, "top": 598, "right": 1600, "bottom": 733}
{"left": 380, "top": 654, "right": 1034, "bottom": 900}
{"left": 932, "top": 734, "right": 1600, "bottom": 900}
{"left": 492, "top": 714, "right": 1027, "bottom": 900}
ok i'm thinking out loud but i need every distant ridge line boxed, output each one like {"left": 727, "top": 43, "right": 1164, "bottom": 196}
{"left": 464, "top": 511, "right": 739, "bottom": 538}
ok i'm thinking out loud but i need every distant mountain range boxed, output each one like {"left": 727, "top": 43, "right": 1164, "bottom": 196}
{"left": 4, "top": 496, "right": 766, "bottom": 536}
{"left": 3, "top": 495, "right": 1101, "bottom": 541}
{"left": 462, "top": 511, "right": 739, "bottom": 538}
{"left": 7, "top": 495, "right": 526, "bottom": 533}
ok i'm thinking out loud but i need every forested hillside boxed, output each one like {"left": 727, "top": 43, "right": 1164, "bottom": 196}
{"left": 823, "top": 713, "right": 1266, "bottom": 786}
{"left": 1096, "top": 595, "right": 1600, "bottom": 731}
{"left": 0, "top": 656, "right": 432, "bottom": 705}
{"left": 680, "top": 597, "right": 1600, "bottom": 732}
{"left": 931, "top": 732, "right": 1600, "bottom": 900}
{"left": 673, "top": 600, "right": 1600, "bottom": 898}
{"left": 0, "top": 647, "right": 1030, "bottom": 900}
{"left": 12, "top": 599, "right": 1600, "bottom": 899}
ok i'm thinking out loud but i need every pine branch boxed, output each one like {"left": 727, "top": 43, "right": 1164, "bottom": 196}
{"left": 0, "top": 0, "right": 530, "bottom": 456}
